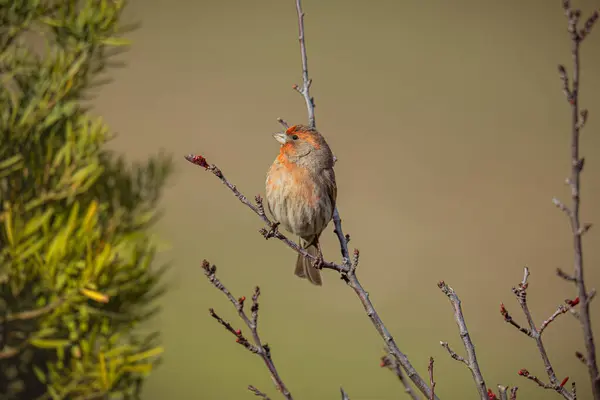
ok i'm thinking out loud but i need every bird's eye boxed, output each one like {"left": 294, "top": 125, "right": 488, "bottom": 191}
{"left": 292, "top": 134, "right": 299, "bottom": 140}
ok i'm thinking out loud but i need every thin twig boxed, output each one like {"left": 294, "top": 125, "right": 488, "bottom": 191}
{"left": 498, "top": 385, "right": 508, "bottom": 400}
{"left": 518, "top": 369, "right": 572, "bottom": 397}
{"left": 201, "top": 260, "right": 293, "bottom": 400}
{"left": 576, "top": 351, "right": 587, "bottom": 365}
{"left": 500, "top": 303, "right": 532, "bottom": 337}
{"left": 506, "top": 268, "right": 573, "bottom": 400}
{"left": 558, "top": 2, "right": 600, "bottom": 398}
{"left": 427, "top": 357, "right": 436, "bottom": 400}
{"left": 438, "top": 282, "right": 487, "bottom": 400}
{"left": 249, "top": 386, "right": 271, "bottom": 399}
{"left": 293, "top": 0, "right": 315, "bottom": 128}
{"left": 0, "top": 297, "right": 67, "bottom": 323}
{"left": 380, "top": 354, "right": 420, "bottom": 400}
{"left": 557, "top": 267, "right": 576, "bottom": 282}
{"left": 440, "top": 342, "right": 467, "bottom": 366}
{"left": 340, "top": 388, "right": 350, "bottom": 400}
{"left": 539, "top": 297, "right": 580, "bottom": 334}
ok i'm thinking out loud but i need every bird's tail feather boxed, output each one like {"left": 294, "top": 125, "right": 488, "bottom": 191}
{"left": 295, "top": 240, "right": 322, "bottom": 286}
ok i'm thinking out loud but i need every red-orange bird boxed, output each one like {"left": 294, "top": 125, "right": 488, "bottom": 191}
{"left": 265, "top": 125, "right": 337, "bottom": 286}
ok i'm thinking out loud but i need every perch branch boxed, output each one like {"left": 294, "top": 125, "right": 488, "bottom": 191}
{"left": 558, "top": 2, "right": 600, "bottom": 398}
{"left": 187, "top": 154, "right": 437, "bottom": 399}
{"left": 289, "top": 1, "right": 436, "bottom": 397}
{"left": 185, "top": 155, "right": 346, "bottom": 274}
{"left": 438, "top": 282, "right": 488, "bottom": 400}
{"left": 201, "top": 260, "right": 292, "bottom": 400}
{"left": 187, "top": 0, "right": 439, "bottom": 397}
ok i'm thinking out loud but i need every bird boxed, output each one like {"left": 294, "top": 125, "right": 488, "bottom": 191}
{"left": 265, "top": 124, "right": 337, "bottom": 286}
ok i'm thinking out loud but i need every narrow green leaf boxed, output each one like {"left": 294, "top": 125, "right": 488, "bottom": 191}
{"left": 0, "top": 154, "right": 24, "bottom": 171}
{"left": 15, "top": 237, "right": 46, "bottom": 262}
{"left": 30, "top": 338, "right": 70, "bottom": 349}
{"left": 100, "top": 37, "right": 131, "bottom": 46}
{"left": 33, "top": 365, "right": 47, "bottom": 383}
{"left": 125, "top": 346, "right": 164, "bottom": 363}
{"left": 23, "top": 208, "right": 54, "bottom": 237}
{"left": 3, "top": 209, "right": 15, "bottom": 246}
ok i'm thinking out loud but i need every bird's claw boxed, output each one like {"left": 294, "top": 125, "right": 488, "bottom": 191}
{"left": 312, "top": 255, "right": 324, "bottom": 270}
{"left": 261, "top": 222, "right": 280, "bottom": 240}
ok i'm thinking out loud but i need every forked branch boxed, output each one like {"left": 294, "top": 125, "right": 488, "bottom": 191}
{"left": 438, "top": 282, "right": 488, "bottom": 400}
{"left": 500, "top": 268, "right": 575, "bottom": 399}
{"left": 201, "top": 260, "right": 292, "bottom": 399}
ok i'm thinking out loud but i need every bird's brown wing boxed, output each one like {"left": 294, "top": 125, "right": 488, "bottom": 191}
{"left": 323, "top": 167, "right": 337, "bottom": 214}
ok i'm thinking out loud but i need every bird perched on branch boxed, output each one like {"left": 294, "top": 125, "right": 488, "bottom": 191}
{"left": 265, "top": 124, "right": 337, "bottom": 286}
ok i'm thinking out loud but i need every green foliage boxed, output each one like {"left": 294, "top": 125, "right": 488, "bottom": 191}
{"left": 0, "top": 0, "right": 172, "bottom": 398}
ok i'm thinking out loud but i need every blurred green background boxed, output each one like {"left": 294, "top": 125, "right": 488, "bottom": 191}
{"left": 93, "top": 0, "right": 600, "bottom": 399}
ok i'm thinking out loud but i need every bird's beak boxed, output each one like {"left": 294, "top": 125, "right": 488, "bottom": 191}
{"left": 272, "top": 131, "right": 288, "bottom": 145}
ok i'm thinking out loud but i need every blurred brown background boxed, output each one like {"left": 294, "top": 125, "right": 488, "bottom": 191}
{"left": 93, "top": 0, "right": 600, "bottom": 399}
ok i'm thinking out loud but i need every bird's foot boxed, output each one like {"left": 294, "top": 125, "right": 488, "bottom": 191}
{"left": 312, "top": 254, "right": 325, "bottom": 270}
{"left": 260, "top": 222, "right": 280, "bottom": 240}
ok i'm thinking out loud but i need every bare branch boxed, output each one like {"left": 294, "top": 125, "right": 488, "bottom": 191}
{"left": 557, "top": 267, "right": 576, "bottom": 282}
{"left": 201, "top": 260, "right": 293, "bottom": 399}
{"left": 249, "top": 385, "right": 271, "bottom": 399}
{"left": 500, "top": 303, "right": 532, "bottom": 337}
{"left": 342, "top": 251, "right": 437, "bottom": 398}
{"left": 506, "top": 268, "right": 573, "bottom": 399}
{"left": 438, "top": 282, "right": 487, "bottom": 400}
{"left": 579, "top": 10, "right": 599, "bottom": 40}
{"left": 518, "top": 368, "right": 554, "bottom": 389}
{"left": 251, "top": 286, "right": 261, "bottom": 327}
{"left": 497, "top": 385, "right": 519, "bottom": 400}
{"left": 560, "top": 3, "right": 600, "bottom": 397}
{"left": 428, "top": 357, "right": 436, "bottom": 400}
{"left": 380, "top": 354, "right": 420, "bottom": 400}
{"left": 498, "top": 385, "right": 508, "bottom": 400}
{"left": 576, "top": 351, "right": 587, "bottom": 365}
{"left": 440, "top": 342, "right": 467, "bottom": 366}
{"left": 185, "top": 155, "right": 347, "bottom": 274}
{"left": 518, "top": 369, "right": 572, "bottom": 396}
{"left": 539, "top": 297, "right": 580, "bottom": 334}
{"left": 293, "top": 0, "right": 315, "bottom": 128}
{"left": 339, "top": 388, "right": 351, "bottom": 400}
{"left": 558, "top": 64, "right": 572, "bottom": 100}
{"left": 276, "top": 117, "right": 290, "bottom": 129}
{"left": 552, "top": 197, "right": 573, "bottom": 218}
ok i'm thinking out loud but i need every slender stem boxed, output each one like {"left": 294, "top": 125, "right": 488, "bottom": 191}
{"left": 438, "top": 282, "right": 488, "bottom": 400}
{"left": 561, "top": 3, "right": 600, "bottom": 397}
{"left": 294, "top": 0, "right": 315, "bottom": 128}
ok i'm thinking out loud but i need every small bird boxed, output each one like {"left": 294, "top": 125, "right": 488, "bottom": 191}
{"left": 265, "top": 124, "right": 337, "bottom": 286}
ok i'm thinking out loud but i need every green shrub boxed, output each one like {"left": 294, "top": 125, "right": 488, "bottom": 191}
{"left": 0, "top": 1, "right": 171, "bottom": 398}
